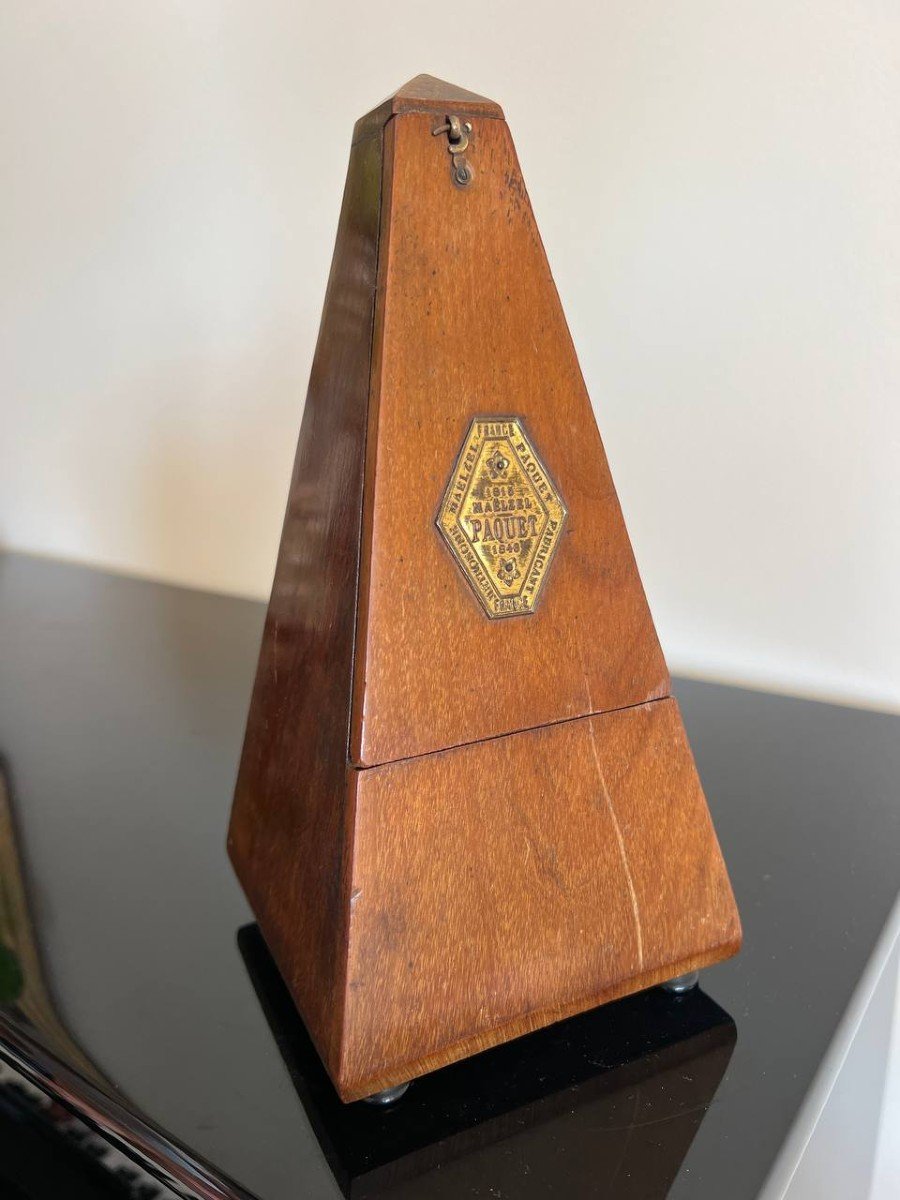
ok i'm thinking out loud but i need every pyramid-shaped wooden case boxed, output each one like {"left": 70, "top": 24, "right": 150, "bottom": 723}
{"left": 228, "top": 75, "right": 741, "bottom": 1102}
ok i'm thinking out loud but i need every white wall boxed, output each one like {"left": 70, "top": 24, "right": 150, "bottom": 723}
{"left": 3, "top": 1, "right": 899, "bottom": 711}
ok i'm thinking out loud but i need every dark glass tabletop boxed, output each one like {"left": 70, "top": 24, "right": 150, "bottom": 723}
{"left": 0, "top": 552, "right": 898, "bottom": 1199}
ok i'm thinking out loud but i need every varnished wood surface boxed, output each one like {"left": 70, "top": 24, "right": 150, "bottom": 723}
{"left": 338, "top": 698, "right": 740, "bottom": 1099}
{"left": 351, "top": 109, "right": 669, "bottom": 767}
{"left": 229, "top": 77, "right": 740, "bottom": 1102}
{"left": 228, "top": 124, "right": 383, "bottom": 1078}
{"left": 353, "top": 74, "right": 504, "bottom": 144}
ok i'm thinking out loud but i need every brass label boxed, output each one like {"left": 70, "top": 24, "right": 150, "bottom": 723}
{"left": 436, "top": 416, "right": 568, "bottom": 619}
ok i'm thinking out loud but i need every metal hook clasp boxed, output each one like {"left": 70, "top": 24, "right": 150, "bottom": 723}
{"left": 432, "top": 114, "right": 475, "bottom": 187}
{"left": 432, "top": 114, "right": 472, "bottom": 154}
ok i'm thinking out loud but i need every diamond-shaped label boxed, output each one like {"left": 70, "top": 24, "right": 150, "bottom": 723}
{"left": 436, "top": 416, "right": 567, "bottom": 619}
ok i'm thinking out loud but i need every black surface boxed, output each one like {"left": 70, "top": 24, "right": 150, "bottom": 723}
{"left": 0, "top": 552, "right": 899, "bottom": 1200}
{"left": 0, "top": 1113, "right": 133, "bottom": 1200}
{"left": 0, "top": 1070, "right": 165, "bottom": 1200}
{"left": 238, "top": 923, "right": 735, "bottom": 1199}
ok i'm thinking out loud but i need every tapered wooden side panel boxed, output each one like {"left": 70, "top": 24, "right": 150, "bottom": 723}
{"left": 228, "top": 129, "right": 383, "bottom": 1075}
{"left": 337, "top": 698, "right": 741, "bottom": 1099}
{"left": 352, "top": 112, "right": 669, "bottom": 767}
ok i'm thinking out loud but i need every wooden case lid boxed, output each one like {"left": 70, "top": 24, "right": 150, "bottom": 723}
{"left": 351, "top": 88, "right": 669, "bottom": 767}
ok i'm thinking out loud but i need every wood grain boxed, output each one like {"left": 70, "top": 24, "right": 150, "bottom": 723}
{"left": 338, "top": 698, "right": 740, "bottom": 1099}
{"left": 228, "top": 122, "right": 383, "bottom": 1078}
{"left": 229, "top": 77, "right": 741, "bottom": 1103}
{"left": 350, "top": 108, "right": 669, "bottom": 767}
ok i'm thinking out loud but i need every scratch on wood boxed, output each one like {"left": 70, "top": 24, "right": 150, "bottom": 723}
{"left": 587, "top": 720, "right": 644, "bottom": 970}
{"left": 578, "top": 639, "right": 594, "bottom": 714}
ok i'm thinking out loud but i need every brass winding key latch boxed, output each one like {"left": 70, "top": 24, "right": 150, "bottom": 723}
{"left": 432, "top": 114, "right": 474, "bottom": 187}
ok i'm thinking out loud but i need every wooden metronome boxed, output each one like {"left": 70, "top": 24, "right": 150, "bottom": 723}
{"left": 228, "top": 75, "right": 741, "bottom": 1104}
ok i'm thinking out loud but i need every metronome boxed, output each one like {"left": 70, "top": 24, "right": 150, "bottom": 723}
{"left": 228, "top": 75, "right": 741, "bottom": 1104}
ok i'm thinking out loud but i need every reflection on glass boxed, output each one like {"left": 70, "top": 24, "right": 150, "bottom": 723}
{"left": 238, "top": 923, "right": 737, "bottom": 1200}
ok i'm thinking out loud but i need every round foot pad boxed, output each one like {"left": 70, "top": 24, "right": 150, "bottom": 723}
{"left": 661, "top": 970, "right": 700, "bottom": 995}
{"left": 362, "top": 1082, "right": 410, "bottom": 1106}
